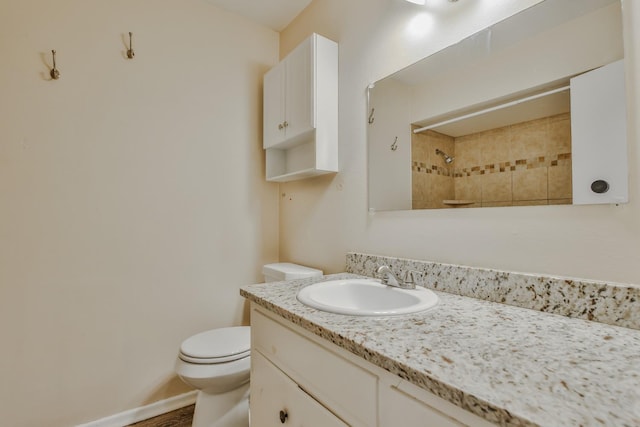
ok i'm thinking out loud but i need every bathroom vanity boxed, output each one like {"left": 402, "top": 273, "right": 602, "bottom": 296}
{"left": 241, "top": 256, "right": 640, "bottom": 427}
{"left": 249, "top": 303, "right": 495, "bottom": 427}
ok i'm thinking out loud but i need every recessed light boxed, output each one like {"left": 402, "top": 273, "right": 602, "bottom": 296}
{"left": 405, "top": 0, "right": 426, "bottom": 4}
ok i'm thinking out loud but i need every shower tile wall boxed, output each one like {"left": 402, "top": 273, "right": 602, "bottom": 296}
{"left": 411, "top": 126, "right": 454, "bottom": 209}
{"left": 411, "top": 113, "right": 572, "bottom": 209}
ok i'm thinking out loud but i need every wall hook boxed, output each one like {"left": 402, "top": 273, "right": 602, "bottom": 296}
{"left": 391, "top": 136, "right": 398, "bottom": 151}
{"left": 366, "top": 83, "right": 375, "bottom": 124}
{"left": 127, "top": 32, "right": 135, "bottom": 59}
{"left": 50, "top": 50, "right": 60, "bottom": 80}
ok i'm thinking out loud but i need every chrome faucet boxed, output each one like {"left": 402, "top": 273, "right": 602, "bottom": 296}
{"left": 376, "top": 265, "right": 400, "bottom": 287}
{"left": 375, "top": 265, "right": 422, "bottom": 289}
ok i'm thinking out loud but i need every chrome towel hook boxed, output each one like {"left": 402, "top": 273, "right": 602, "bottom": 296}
{"left": 50, "top": 50, "right": 60, "bottom": 80}
{"left": 127, "top": 32, "right": 135, "bottom": 59}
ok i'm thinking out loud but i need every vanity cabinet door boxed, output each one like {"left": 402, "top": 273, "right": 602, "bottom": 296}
{"left": 252, "top": 308, "right": 377, "bottom": 427}
{"left": 251, "top": 350, "right": 347, "bottom": 427}
{"left": 379, "top": 380, "right": 498, "bottom": 427}
{"left": 379, "top": 384, "right": 465, "bottom": 427}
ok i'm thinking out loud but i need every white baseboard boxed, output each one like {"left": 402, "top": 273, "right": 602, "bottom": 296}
{"left": 76, "top": 390, "right": 197, "bottom": 427}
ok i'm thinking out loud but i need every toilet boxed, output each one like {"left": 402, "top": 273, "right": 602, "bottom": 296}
{"left": 175, "top": 263, "right": 323, "bottom": 427}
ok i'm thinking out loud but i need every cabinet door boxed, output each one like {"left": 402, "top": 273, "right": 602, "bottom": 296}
{"left": 252, "top": 308, "right": 377, "bottom": 427}
{"left": 379, "top": 380, "right": 498, "bottom": 427}
{"left": 251, "top": 351, "right": 347, "bottom": 427}
{"left": 263, "top": 63, "right": 286, "bottom": 149}
{"left": 284, "top": 36, "right": 315, "bottom": 144}
{"left": 570, "top": 59, "right": 628, "bottom": 204}
{"left": 379, "top": 384, "right": 465, "bottom": 427}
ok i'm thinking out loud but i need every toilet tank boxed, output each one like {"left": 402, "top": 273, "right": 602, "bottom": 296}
{"left": 262, "top": 263, "right": 323, "bottom": 283}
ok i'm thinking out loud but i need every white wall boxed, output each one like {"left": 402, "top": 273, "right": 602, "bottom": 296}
{"left": 0, "top": 1, "right": 279, "bottom": 426}
{"left": 278, "top": 0, "right": 640, "bottom": 285}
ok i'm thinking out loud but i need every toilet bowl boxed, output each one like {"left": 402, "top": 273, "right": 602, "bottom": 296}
{"left": 176, "top": 263, "right": 322, "bottom": 427}
{"left": 175, "top": 327, "right": 251, "bottom": 427}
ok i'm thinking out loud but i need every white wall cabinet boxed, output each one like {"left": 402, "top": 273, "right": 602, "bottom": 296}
{"left": 250, "top": 305, "right": 497, "bottom": 427}
{"left": 263, "top": 33, "right": 338, "bottom": 182}
{"left": 263, "top": 38, "right": 313, "bottom": 150}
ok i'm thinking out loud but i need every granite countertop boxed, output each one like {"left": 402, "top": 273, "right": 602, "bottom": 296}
{"left": 240, "top": 273, "right": 640, "bottom": 427}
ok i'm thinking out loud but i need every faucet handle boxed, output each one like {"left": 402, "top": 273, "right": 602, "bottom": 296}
{"left": 402, "top": 270, "right": 423, "bottom": 288}
{"left": 375, "top": 264, "right": 390, "bottom": 278}
{"left": 376, "top": 265, "right": 398, "bottom": 286}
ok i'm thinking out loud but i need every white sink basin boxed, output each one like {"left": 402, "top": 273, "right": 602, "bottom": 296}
{"left": 296, "top": 279, "right": 439, "bottom": 316}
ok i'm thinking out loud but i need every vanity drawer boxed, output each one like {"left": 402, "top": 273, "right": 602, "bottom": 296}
{"left": 251, "top": 351, "right": 348, "bottom": 427}
{"left": 251, "top": 308, "right": 377, "bottom": 427}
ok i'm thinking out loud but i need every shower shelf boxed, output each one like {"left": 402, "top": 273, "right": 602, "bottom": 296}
{"left": 443, "top": 200, "right": 475, "bottom": 206}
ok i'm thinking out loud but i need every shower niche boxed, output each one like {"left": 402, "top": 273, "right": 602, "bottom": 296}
{"left": 367, "top": 0, "right": 628, "bottom": 212}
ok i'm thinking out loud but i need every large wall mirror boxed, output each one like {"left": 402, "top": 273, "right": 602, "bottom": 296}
{"left": 367, "top": 0, "right": 627, "bottom": 212}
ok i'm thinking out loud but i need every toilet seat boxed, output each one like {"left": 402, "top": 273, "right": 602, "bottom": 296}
{"left": 179, "top": 326, "right": 250, "bottom": 365}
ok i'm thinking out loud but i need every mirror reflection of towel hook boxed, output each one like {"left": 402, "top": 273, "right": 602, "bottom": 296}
{"left": 367, "top": 83, "right": 375, "bottom": 124}
{"left": 50, "top": 50, "right": 60, "bottom": 80}
{"left": 127, "top": 32, "right": 135, "bottom": 59}
{"left": 391, "top": 136, "right": 398, "bottom": 151}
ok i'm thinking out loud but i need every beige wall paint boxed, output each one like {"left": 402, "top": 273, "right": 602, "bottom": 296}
{"left": 278, "top": 0, "right": 640, "bottom": 285}
{"left": 0, "top": 0, "right": 279, "bottom": 426}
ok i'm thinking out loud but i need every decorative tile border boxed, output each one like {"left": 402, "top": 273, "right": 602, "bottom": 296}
{"left": 411, "top": 153, "right": 571, "bottom": 178}
{"left": 411, "top": 162, "right": 454, "bottom": 176}
{"left": 346, "top": 252, "right": 640, "bottom": 330}
{"left": 455, "top": 152, "right": 572, "bottom": 178}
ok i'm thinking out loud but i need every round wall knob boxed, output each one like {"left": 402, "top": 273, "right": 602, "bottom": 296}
{"left": 591, "top": 180, "right": 610, "bottom": 194}
{"left": 279, "top": 409, "right": 288, "bottom": 423}
{"left": 283, "top": 121, "right": 289, "bottom": 128}
{"left": 278, "top": 123, "right": 284, "bottom": 130}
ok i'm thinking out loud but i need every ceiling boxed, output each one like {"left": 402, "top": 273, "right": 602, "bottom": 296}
{"left": 205, "top": 0, "right": 312, "bottom": 32}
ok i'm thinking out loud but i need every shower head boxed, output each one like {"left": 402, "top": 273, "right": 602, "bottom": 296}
{"left": 435, "top": 148, "right": 454, "bottom": 164}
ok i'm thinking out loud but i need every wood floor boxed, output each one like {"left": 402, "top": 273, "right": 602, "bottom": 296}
{"left": 127, "top": 404, "right": 194, "bottom": 427}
